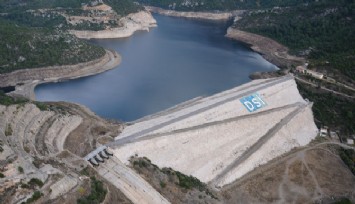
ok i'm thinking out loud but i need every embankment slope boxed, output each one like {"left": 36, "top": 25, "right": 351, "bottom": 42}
{"left": 0, "top": 49, "right": 120, "bottom": 100}
{"left": 226, "top": 27, "right": 304, "bottom": 69}
{"left": 109, "top": 75, "right": 318, "bottom": 188}
{"left": 146, "top": 6, "right": 243, "bottom": 20}
{"left": 69, "top": 11, "right": 157, "bottom": 39}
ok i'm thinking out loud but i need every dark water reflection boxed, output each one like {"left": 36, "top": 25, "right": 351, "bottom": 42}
{"left": 35, "top": 14, "right": 276, "bottom": 121}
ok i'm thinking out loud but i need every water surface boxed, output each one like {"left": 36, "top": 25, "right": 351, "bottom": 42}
{"left": 35, "top": 14, "right": 276, "bottom": 121}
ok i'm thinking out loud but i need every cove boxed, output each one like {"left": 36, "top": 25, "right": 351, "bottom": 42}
{"left": 35, "top": 14, "right": 277, "bottom": 122}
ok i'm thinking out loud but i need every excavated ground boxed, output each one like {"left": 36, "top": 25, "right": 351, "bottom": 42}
{"left": 0, "top": 101, "right": 129, "bottom": 203}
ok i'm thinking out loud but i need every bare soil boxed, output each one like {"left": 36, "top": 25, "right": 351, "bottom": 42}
{"left": 129, "top": 157, "right": 222, "bottom": 204}
{"left": 221, "top": 144, "right": 355, "bottom": 204}
{"left": 56, "top": 102, "right": 123, "bottom": 157}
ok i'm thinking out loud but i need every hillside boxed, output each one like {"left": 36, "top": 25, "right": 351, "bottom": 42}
{"left": 0, "top": 0, "right": 143, "bottom": 74}
{"left": 233, "top": 0, "right": 355, "bottom": 81}
{"left": 0, "top": 20, "right": 105, "bottom": 74}
{"left": 137, "top": 0, "right": 321, "bottom": 11}
{"left": 0, "top": 0, "right": 141, "bottom": 30}
{"left": 230, "top": 0, "right": 355, "bottom": 136}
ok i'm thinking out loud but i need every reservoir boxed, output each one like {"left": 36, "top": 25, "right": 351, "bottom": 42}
{"left": 35, "top": 14, "right": 277, "bottom": 121}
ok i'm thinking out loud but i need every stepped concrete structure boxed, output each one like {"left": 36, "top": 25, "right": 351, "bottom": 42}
{"left": 105, "top": 75, "right": 318, "bottom": 189}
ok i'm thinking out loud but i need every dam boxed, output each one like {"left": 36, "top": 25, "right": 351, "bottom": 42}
{"left": 86, "top": 75, "right": 318, "bottom": 202}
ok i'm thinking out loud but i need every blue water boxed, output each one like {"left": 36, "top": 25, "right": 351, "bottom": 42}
{"left": 35, "top": 14, "right": 276, "bottom": 121}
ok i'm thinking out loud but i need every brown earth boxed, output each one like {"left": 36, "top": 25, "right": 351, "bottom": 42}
{"left": 129, "top": 157, "right": 222, "bottom": 204}
{"left": 54, "top": 102, "right": 124, "bottom": 157}
{"left": 221, "top": 144, "right": 355, "bottom": 204}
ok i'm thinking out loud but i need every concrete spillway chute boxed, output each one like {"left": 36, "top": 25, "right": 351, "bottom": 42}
{"left": 99, "top": 151, "right": 109, "bottom": 159}
{"left": 88, "top": 158, "right": 99, "bottom": 166}
{"left": 104, "top": 148, "right": 113, "bottom": 156}
{"left": 94, "top": 155, "right": 104, "bottom": 163}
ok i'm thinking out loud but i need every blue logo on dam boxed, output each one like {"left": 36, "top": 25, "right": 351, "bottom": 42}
{"left": 240, "top": 93, "right": 267, "bottom": 112}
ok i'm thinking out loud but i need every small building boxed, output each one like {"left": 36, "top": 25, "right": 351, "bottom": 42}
{"left": 296, "top": 66, "right": 306, "bottom": 73}
{"left": 320, "top": 128, "right": 328, "bottom": 137}
{"left": 347, "top": 138, "right": 354, "bottom": 145}
{"left": 330, "top": 131, "right": 339, "bottom": 139}
{"left": 307, "top": 70, "right": 324, "bottom": 79}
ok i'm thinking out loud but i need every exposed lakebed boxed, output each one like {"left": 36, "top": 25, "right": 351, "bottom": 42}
{"left": 35, "top": 14, "right": 277, "bottom": 121}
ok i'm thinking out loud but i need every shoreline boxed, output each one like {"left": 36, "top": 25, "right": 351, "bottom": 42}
{"left": 0, "top": 49, "right": 121, "bottom": 100}
{"left": 69, "top": 11, "right": 157, "bottom": 39}
{"left": 146, "top": 6, "right": 299, "bottom": 78}
{"left": 225, "top": 27, "right": 305, "bottom": 77}
{"left": 0, "top": 10, "right": 156, "bottom": 100}
{"left": 146, "top": 6, "right": 244, "bottom": 21}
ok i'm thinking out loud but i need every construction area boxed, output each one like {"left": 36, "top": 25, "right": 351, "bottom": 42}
{"left": 96, "top": 75, "right": 319, "bottom": 190}
{"left": 2, "top": 75, "right": 354, "bottom": 203}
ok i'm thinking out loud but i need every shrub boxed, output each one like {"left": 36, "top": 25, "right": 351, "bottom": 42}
{"left": 77, "top": 177, "right": 107, "bottom": 204}
{"left": 25, "top": 191, "right": 42, "bottom": 203}
{"left": 175, "top": 171, "right": 205, "bottom": 190}
{"left": 28, "top": 178, "right": 44, "bottom": 187}
{"left": 18, "top": 166, "right": 24, "bottom": 173}
{"left": 5, "top": 124, "right": 12, "bottom": 136}
{"left": 160, "top": 181, "right": 166, "bottom": 188}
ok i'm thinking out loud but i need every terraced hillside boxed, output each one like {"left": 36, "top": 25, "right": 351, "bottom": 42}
{"left": 0, "top": 100, "right": 127, "bottom": 203}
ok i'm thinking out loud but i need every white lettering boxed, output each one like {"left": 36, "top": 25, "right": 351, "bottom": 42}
{"left": 244, "top": 101, "right": 255, "bottom": 111}
{"left": 252, "top": 98, "right": 262, "bottom": 108}
{"left": 255, "top": 94, "right": 266, "bottom": 105}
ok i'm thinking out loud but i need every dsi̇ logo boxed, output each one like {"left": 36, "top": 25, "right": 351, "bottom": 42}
{"left": 240, "top": 93, "right": 267, "bottom": 112}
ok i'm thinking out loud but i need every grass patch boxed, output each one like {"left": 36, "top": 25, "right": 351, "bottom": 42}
{"left": 23, "top": 191, "right": 42, "bottom": 203}
{"left": 339, "top": 148, "right": 355, "bottom": 175}
{"left": 0, "top": 139, "right": 3, "bottom": 152}
{"left": 131, "top": 157, "right": 219, "bottom": 200}
{"left": 18, "top": 166, "right": 24, "bottom": 173}
{"left": 332, "top": 198, "right": 352, "bottom": 204}
{"left": 0, "top": 91, "right": 28, "bottom": 106}
{"left": 5, "top": 124, "right": 13, "bottom": 136}
{"left": 297, "top": 82, "right": 355, "bottom": 136}
{"left": 175, "top": 171, "right": 205, "bottom": 190}
{"left": 77, "top": 176, "right": 107, "bottom": 204}
{"left": 28, "top": 178, "right": 44, "bottom": 187}
{"left": 160, "top": 181, "right": 166, "bottom": 188}
{"left": 34, "top": 102, "right": 49, "bottom": 111}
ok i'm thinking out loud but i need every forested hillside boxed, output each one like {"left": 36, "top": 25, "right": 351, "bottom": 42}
{"left": 234, "top": 0, "right": 355, "bottom": 80}
{"left": 137, "top": 0, "right": 323, "bottom": 11}
{"left": 0, "top": 0, "right": 142, "bottom": 73}
{"left": 231, "top": 0, "right": 355, "bottom": 135}
{"left": 0, "top": 19, "right": 105, "bottom": 73}
{"left": 0, "top": 0, "right": 140, "bottom": 15}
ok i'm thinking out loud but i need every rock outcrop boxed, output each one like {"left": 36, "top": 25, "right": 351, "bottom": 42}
{"left": 69, "top": 11, "right": 157, "bottom": 39}
{"left": 146, "top": 6, "right": 243, "bottom": 21}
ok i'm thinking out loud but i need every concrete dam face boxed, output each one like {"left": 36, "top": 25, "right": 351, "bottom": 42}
{"left": 88, "top": 75, "right": 318, "bottom": 193}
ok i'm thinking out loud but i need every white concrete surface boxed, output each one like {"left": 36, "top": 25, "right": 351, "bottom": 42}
{"left": 97, "top": 156, "right": 170, "bottom": 204}
{"left": 108, "top": 76, "right": 318, "bottom": 188}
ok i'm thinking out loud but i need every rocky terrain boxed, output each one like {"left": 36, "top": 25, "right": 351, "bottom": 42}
{"left": 1, "top": 2, "right": 354, "bottom": 203}
{"left": 221, "top": 143, "right": 355, "bottom": 203}
{"left": 0, "top": 100, "right": 129, "bottom": 203}
{"left": 146, "top": 6, "right": 243, "bottom": 21}
{"left": 70, "top": 10, "right": 157, "bottom": 39}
